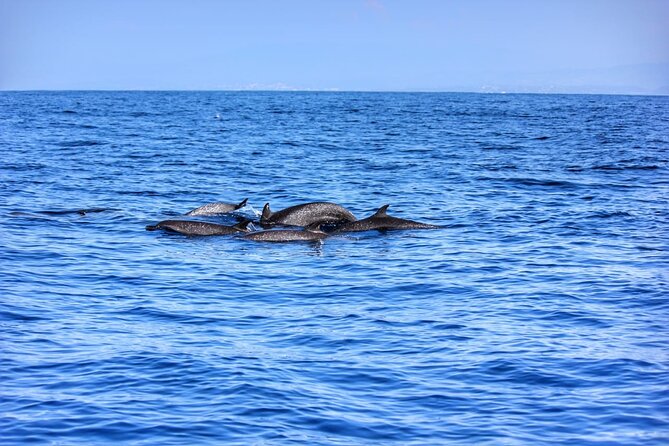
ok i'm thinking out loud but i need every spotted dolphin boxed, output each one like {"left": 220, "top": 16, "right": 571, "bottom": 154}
{"left": 243, "top": 222, "right": 328, "bottom": 242}
{"left": 185, "top": 198, "right": 248, "bottom": 216}
{"left": 146, "top": 219, "right": 252, "bottom": 236}
{"left": 260, "top": 202, "right": 356, "bottom": 227}
{"left": 335, "top": 205, "right": 439, "bottom": 232}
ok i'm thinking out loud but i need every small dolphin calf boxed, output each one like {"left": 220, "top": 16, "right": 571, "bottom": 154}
{"left": 261, "top": 202, "right": 356, "bottom": 226}
{"left": 243, "top": 223, "right": 328, "bottom": 242}
{"left": 335, "top": 205, "right": 439, "bottom": 232}
{"left": 185, "top": 198, "right": 248, "bottom": 216}
{"left": 146, "top": 219, "right": 252, "bottom": 236}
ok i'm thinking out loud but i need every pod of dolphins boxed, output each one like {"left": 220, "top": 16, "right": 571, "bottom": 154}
{"left": 146, "top": 198, "right": 440, "bottom": 242}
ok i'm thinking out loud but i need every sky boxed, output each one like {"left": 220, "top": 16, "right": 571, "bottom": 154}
{"left": 1, "top": 0, "right": 668, "bottom": 93}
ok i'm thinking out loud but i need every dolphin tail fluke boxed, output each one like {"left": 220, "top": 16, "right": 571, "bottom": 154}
{"left": 373, "top": 204, "right": 390, "bottom": 217}
{"left": 235, "top": 198, "right": 249, "bottom": 210}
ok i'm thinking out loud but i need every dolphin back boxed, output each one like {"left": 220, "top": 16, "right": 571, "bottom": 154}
{"left": 262, "top": 202, "right": 356, "bottom": 226}
{"left": 146, "top": 219, "right": 249, "bottom": 236}
{"left": 186, "top": 198, "right": 248, "bottom": 216}
{"left": 335, "top": 204, "right": 439, "bottom": 232}
{"left": 244, "top": 229, "right": 328, "bottom": 242}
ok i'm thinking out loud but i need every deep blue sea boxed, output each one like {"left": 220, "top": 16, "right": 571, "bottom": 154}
{"left": 1, "top": 91, "right": 668, "bottom": 445}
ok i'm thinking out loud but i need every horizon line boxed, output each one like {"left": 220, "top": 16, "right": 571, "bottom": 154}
{"left": 1, "top": 88, "right": 667, "bottom": 97}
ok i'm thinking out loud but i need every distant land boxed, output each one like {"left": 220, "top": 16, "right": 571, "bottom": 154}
{"left": 2, "top": 61, "right": 667, "bottom": 95}
{"left": 468, "top": 62, "right": 669, "bottom": 95}
{"left": 218, "top": 63, "right": 669, "bottom": 95}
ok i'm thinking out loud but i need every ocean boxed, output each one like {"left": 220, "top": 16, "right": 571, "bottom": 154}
{"left": 1, "top": 91, "right": 667, "bottom": 445}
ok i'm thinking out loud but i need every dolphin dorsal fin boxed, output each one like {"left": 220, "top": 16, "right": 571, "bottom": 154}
{"left": 305, "top": 222, "right": 325, "bottom": 234}
{"left": 233, "top": 219, "right": 252, "bottom": 232}
{"left": 235, "top": 198, "right": 249, "bottom": 210}
{"left": 261, "top": 203, "right": 272, "bottom": 222}
{"left": 373, "top": 204, "right": 390, "bottom": 217}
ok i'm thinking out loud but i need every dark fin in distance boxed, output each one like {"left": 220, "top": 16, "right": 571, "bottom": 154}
{"left": 235, "top": 198, "right": 249, "bottom": 210}
{"left": 305, "top": 222, "right": 325, "bottom": 233}
{"left": 233, "top": 219, "right": 253, "bottom": 232}
{"left": 372, "top": 204, "right": 390, "bottom": 217}
{"left": 41, "top": 208, "right": 110, "bottom": 216}
{"left": 77, "top": 208, "right": 109, "bottom": 215}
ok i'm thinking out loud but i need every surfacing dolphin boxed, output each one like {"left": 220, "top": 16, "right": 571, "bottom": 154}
{"left": 146, "top": 219, "right": 252, "bottom": 236}
{"left": 335, "top": 205, "right": 440, "bottom": 232}
{"left": 31, "top": 208, "right": 111, "bottom": 216}
{"left": 243, "top": 223, "right": 328, "bottom": 242}
{"left": 261, "top": 202, "right": 356, "bottom": 227}
{"left": 185, "top": 198, "right": 248, "bottom": 216}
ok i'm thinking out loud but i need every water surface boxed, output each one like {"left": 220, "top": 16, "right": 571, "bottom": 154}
{"left": 1, "top": 91, "right": 668, "bottom": 445}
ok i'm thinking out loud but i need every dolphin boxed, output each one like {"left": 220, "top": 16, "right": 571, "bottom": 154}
{"left": 185, "top": 198, "right": 248, "bottom": 216}
{"left": 32, "top": 208, "right": 111, "bottom": 216}
{"left": 260, "top": 202, "right": 356, "bottom": 227}
{"left": 335, "top": 205, "right": 440, "bottom": 232}
{"left": 243, "top": 223, "right": 328, "bottom": 242}
{"left": 146, "top": 219, "right": 252, "bottom": 236}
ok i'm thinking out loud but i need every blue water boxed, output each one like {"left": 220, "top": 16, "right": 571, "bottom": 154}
{"left": 1, "top": 91, "right": 668, "bottom": 445}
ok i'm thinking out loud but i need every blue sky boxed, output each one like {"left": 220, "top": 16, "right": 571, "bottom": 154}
{"left": 1, "top": 0, "right": 668, "bottom": 93}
